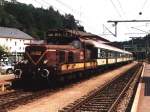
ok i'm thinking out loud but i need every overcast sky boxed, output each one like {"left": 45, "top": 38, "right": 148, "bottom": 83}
{"left": 16, "top": 0, "right": 150, "bottom": 41}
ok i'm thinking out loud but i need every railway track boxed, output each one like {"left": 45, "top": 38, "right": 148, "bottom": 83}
{"left": 0, "top": 63, "right": 140, "bottom": 111}
{"left": 60, "top": 63, "right": 143, "bottom": 112}
{"left": 0, "top": 89, "right": 53, "bottom": 111}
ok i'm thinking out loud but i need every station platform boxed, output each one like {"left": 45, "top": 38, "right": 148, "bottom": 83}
{"left": 0, "top": 74, "right": 15, "bottom": 83}
{"left": 0, "top": 74, "right": 15, "bottom": 91}
{"left": 131, "top": 62, "right": 150, "bottom": 112}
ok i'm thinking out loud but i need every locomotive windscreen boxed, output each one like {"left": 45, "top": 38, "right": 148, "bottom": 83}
{"left": 25, "top": 46, "right": 46, "bottom": 62}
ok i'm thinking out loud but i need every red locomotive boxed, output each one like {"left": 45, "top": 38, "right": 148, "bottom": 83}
{"left": 14, "top": 29, "right": 133, "bottom": 81}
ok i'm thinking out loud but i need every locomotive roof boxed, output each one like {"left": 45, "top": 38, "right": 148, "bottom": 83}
{"left": 27, "top": 44, "right": 77, "bottom": 50}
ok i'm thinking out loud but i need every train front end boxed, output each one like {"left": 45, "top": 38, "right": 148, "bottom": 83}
{"left": 14, "top": 45, "right": 58, "bottom": 80}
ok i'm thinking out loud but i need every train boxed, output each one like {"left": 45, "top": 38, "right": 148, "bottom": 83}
{"left": 14, "top": 29, "right": 133, "bottom": 81}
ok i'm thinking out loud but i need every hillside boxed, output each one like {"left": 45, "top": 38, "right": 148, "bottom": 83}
{"left": 0, "top": 1, "right": 84, "bottom": 39}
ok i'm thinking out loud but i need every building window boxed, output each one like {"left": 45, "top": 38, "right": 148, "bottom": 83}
{"left": 15, "top": 42, "right": 17, "bottom": 46}
{"left": 6, "top": 38, "right": 8, "bottom": 41}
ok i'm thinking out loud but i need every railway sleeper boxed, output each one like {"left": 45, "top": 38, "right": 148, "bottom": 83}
{"left": 76, "top": 107, "right": 108, "bottom": 111}
{"left": 86, "top": 102, "right": 113, "bottom": 105}
{"left": 82, "top": 104, "right": 111, "bottom": 108}
{"left": 91, "top": 97, "right": 116, "bottom": 100}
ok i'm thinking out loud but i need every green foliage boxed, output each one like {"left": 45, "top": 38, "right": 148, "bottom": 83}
{"left": 0, "top": 45, "right": 9, "bottom": 59}
{"left": 0, "top": 1, "right": 84, "bottom": 39}
{"left": 0, "top": 7, "right": 20, "bottom": 27}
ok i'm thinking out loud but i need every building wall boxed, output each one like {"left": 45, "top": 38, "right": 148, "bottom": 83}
{"left": 0, "top": 37, "right": 31, "bottom": 53}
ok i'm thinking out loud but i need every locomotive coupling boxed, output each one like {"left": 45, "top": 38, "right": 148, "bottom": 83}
{"left": 40, "top": 69, "right": 49, "bottom": 78}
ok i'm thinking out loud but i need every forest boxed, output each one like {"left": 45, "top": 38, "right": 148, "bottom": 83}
{"left": 0, "top": 0, "right": 84, "bottom": 39}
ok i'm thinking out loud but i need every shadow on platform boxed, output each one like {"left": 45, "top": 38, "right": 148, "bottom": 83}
{"left": 142, "top": 76, "right": 150, "bottom": 96}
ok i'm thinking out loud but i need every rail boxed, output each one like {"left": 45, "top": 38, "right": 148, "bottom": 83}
{"left": 60, "top": 63, "right": 142, "bottom": 112}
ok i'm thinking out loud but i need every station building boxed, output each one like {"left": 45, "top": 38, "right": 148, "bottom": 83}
{"left": 0, "top": 27, "right": 34, "bottom": 62}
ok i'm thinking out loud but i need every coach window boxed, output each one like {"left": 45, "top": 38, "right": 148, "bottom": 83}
{"left": 108, "top": 51, "right": 111, "bottom": 58}
{"left": 100, "top": 50, "right": 106, "bottom": 58}
{"left": 98, "top": 48, "right": 101, "bottom": 58}
{"left": 68, "top": 51, "right": 74, "bottom": 62}
{"left": 111, "top": 51, "right": 115, "bottom": 58}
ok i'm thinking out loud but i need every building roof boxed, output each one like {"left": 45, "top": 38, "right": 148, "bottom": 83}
{"left": 0, "top": 27, "right": 33, "bottom": 40}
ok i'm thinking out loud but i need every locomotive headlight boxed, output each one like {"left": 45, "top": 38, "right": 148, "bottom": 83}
{"left": 43, "top": 59, "right": 48, "bottom": 64}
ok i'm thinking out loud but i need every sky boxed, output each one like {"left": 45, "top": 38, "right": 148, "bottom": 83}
{"left": 15, "top": 0, "right": 150, "bottom": 42}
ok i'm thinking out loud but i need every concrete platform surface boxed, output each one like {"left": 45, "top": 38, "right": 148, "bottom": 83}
{"left": 0, "top": 74, "right": 15, "bottom": 83}
{"left": 132, "top": 63, "right": 150, "bottom": 112}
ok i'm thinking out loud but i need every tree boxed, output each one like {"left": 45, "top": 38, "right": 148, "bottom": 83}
{"left": 1, "top": 1, "right": 84, "bottom": 39}
{"left": 63, "top": 14, "right": 77, "bottom": 29}
{"left": 0, "top": 45, "right": 6, "bottom": 59}
{"left": 0, "top": 45, "right": 10, "bottom": 59}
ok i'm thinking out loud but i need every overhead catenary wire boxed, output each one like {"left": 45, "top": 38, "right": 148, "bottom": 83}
{"left": 115, "top": 0, "right": 132, "bottom": 36}
{"left": 136, "top": 0, "right": 149, "bottom": 18}
{"left": 109, "top": 0, "right": 122, "bottom": 18}
{"left": 116, "top": 0, "right": 126, "bottom": 18}
{"left": 53, "top": 0, "right": 81, "bottom": 16}
{"left": 40, "top": 0, "right": 66, "bottom": 14}
{"left": 34, "top": 0, "right": 43, "bottom": 7}
{"left": 141, "top": 0, "right": 148, "bottom": 11}
{"left": 54, "top": 0, "right": 73, "bottom": 12}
